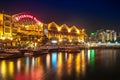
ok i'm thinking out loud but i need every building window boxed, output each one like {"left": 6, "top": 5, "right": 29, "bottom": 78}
{"left": 5, "top": 28, "right": 10, "bottom": 33}
{"left": 4, "top": 16, "right": 11, "bottom": 21}
{"left": 12, "top": 29, "right": 17, "bottom": 33}
{"left": 0, "top": 20, "right": 3, "bottom": 25}
{"left": 5, "top": 22, "right": 10, "bottom": 27}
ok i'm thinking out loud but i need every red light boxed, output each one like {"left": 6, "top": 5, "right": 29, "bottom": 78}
{"left": 15, "top": 14, "right": 41, "bottom": 24}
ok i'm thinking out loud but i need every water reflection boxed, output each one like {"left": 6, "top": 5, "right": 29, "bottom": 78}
{"left": 8, "top": 61, "right": 14, "bottom": 77}
{"left": 0, "top": 49, "right": 119, "bottom": 80}
{"left": 17, "top": 59, "right": 21, "bottom": 72}
{"left": 81, "top": 50, "right": 86, "bottom": 76}
{"left": 57, "top": 52, "right": 63, "bottom": 78}
{"left": 67, "top": 53, "right": 73, "bottom": 75}
{"left": 25, "top": 57, "right": 30, "bottom": 74}
{"left": 57, "top": 52, "right": 63, "bottom": 67}
{"left": 75, "top": 53, "right": 81, "bottom": 76}
{"left": 1, "top": 60, "right": 6, "bottom": 79}
{"left": 32, "top": 57, "right": 35, "bottom": 68}
{"left": 90, "top": 49, "right": 95, "bottom": 71}
{"left": 46, "top": 54, "right": 50, "bottom": 69}
{"left": 52, "top": 52, "right": 57, "bottom": 68}
{"left": 36, "top": 57, "right": 41, "bottom": 67}
{"left": 65, "top": 53, "right": 67, "bottom": 61}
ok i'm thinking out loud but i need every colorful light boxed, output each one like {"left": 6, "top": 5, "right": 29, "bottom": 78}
{"left": 90, "top": 32, "right": 95, "bottom": 36}
{"left": 15, "top": 14, "right": 41, "bottom": 24}
{"left": 52, "top": 52, "right": 57, "bottom": 68}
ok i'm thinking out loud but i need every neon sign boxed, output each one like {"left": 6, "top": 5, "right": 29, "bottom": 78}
{"left": 15, "top": 14, "right": 41, "bottom": 24}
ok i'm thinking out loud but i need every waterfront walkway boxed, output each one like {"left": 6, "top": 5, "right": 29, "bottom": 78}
{"left": 0, "top": 44, "right": 120, "bottom": 60}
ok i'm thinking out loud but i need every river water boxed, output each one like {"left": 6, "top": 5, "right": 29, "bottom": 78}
{"left": 0, "top": 49, "right": 120, "bottom": 80}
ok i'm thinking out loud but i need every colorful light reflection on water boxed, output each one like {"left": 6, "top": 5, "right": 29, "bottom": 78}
{"left": 0, "top": 49, "right": 120, "bottom": 80}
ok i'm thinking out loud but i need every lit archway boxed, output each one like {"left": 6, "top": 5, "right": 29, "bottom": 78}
{"left": 60, "top": 24, "right": 69, "bottom": 32}
{"left": 48, "top": 22, "right": 59, "bottom": 31}
{"left": 70, "top": 25, "right": 78, "bottom": 33}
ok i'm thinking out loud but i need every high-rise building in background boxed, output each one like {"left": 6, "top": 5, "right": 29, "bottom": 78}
{"left": 90, "top": 29, "right": 117, "bottom": 43}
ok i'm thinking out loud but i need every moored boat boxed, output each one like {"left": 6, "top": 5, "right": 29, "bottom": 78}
{"left": 4, "top": 49, "right": 20, "bottom": 53}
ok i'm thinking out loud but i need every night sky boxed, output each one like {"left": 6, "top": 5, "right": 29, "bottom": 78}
{"left": 0, "top": 0, "right": 120, "bottom": 33}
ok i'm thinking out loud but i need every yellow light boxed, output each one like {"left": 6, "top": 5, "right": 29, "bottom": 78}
{"left": 10, "top": 37, "right": 13, "bottom": 40}
{"left": 81, "top": 50, "right": 86, "bottom": 76}
{"left": 68, "top": 29, "right": 71, "bottom": 32}
{"left": 37, "top": 57, "right": 41, "bottom": 66}
{"left": 1, "top": 60, "right": 6, "bottom": 78}
{"left": 38, "top": 22, "right": 42, "bottom": 25}
{"left": 78, "top": 40, "right": 82, "bottom": 42}
{"left": 57, "top": 52, "right": 63, "bottom": 77}
{"left": 59, "top": 39, "right": 62, "bottom": 42}
{"left": 77, "top": 30, "right": 80, "bottom": 34}
{"left": 9, "top": 61, "right": 14, "bottom": 76}
{"left": 46, "top": 54, "right": 50, "bottom": 69}
{"left": 58, "top": 52, "right": 62, "bottom": 67}
{"left": 2, "top": 36, "right": 5, "bottom": 40}
{"left": 25, "top": 25, "right": 29, "bottom": 28}
{"left": 34, "top": 42, "right": 37, "bottom": 47}
{"left": 76, "top": 53, "right": 81, "bottom": 76}
{"left": 67, "top": 54, "right": 72, "bottom": 75}
{"left": 38, "top": 39, "right": 40, "bottom": 41}
{"left": 58, "top": 28, "right": 61, "bottom": 31}
{"left": 69, "top": 40, "right": 72, "bottom": 42}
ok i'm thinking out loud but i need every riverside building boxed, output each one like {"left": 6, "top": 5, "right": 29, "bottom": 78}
{"left": 0, "top": 13, "right": 87, "bottom": 47}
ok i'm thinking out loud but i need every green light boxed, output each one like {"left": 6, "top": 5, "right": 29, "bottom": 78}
{"left": 90, "top": 49, "right": 95, "bottom": 71}
{"left": 90, "top": 49, "right": 95, "bottom": 58}
{"left": 90, "top": 32, "right": 95, "bottom": 36}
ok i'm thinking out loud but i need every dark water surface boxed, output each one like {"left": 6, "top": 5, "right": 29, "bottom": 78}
{"left": 0, "top": 49, "right": 120, "bottom": 80}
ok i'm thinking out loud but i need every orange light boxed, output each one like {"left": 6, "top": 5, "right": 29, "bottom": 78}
{"left": 58, "top": 28, "right": 61, "bottom": 31}
{"left": 68, "top": 29, "right": 70, "bottom": 32}
{"left": 59, "top": 39, "right": 62, "bottom": 42}
{"left": 2, "top": 36, "right": 5, "bottom": 40}
{"left": 69, "top": 40, "right": 72, "bottom": 42}
{"left": 77, "top": 30, "right": 80, "bottom": 34}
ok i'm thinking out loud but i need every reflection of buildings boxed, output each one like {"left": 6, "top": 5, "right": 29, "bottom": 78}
{"left": 0, "top": 13, "right": 87, "bottom": 47}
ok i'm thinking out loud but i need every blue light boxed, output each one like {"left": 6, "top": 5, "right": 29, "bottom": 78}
{"left": 52, "top": 52, "right": 57, "bottom": 68}
{"left": 26, "top": 57, "right": 30, "bottom": 69}
{"left": 115, "top": 41, "right": 118, "bottom": 44}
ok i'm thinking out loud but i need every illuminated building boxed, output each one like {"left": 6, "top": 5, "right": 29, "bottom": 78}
{"left": 94, "top": 29, "right": 117, "bottom": 43}
{"left": 0, "top": 13, "right": 12, "bottom": 46}
{"left": 12, "top": 13, "right": 43, "bottom": 47}
{"left": 0, "top": 13, "right": 87, "bottom": 47}
{"left": 46, "top": 22, "right": 87, "bottom": 44}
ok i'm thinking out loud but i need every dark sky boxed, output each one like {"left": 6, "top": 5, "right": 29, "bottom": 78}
{"left": 0, "top": 0, "right": 120, "bottom": 33}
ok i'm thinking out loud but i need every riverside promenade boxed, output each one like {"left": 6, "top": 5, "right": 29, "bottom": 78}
{"left": 0, "top": 43, "right": 120, "bottom": 60}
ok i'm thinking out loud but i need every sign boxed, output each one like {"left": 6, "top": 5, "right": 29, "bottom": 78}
{"left": 14, "top": 14, "right": 41, "bottom": 24}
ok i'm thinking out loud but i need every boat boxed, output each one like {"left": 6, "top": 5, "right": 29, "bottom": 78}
{"left": 0, "top": 53, "right": 23, "bottom": 60}
{"left": 4, "top": 49, "right": 20, "bottom": 53}
{"left": 24, "top": 52, "right": 33, "bottom": 56}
